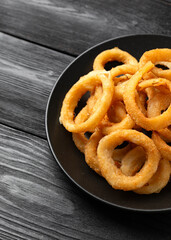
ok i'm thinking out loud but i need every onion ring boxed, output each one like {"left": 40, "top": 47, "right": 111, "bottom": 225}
{"left": 146, "top": 91, "right": 171, "bottom": 161}
{"left": 146, "top": 92, "right": 171, "bottom": 118}
{"left": 124, "top": 62, "right": 171, "bottom": 130}
{"left": 157, "top": 128, "right": 171, "bottom": 142}
{"left": 85, "top": 129, "right": 103, "bottom": 175}
{"left": 72, "top": 132, "right": 88, "bottom": 154}
{"left": 60, "top": 71, "right": 114, "bottom": 132}
{"left": 97, "top": 129, "right": 160, "bottom": 191}
{"left": 85, "top": 131, "right": 133, "bottom": 175}
{"left": 93, "top": 47, "right": 138, "bottom": 70}
{"left": 110, "top": 64, "right": 138, "bottom": 100}
{"left": 134, "top": 158, "right": 171, "bottom": 194}
{"left": 152, "top": 131, "right": 171, "bottom": 161}
{"left": 139, "top": 48, "right": 171, "bottom": 80}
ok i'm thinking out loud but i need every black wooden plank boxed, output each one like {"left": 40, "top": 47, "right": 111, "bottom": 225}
{"left": 0, "top": 123, "right": 171, "bottom": 240}
{"left": 0, "top": 0, "right": 170, "bottom": 56}
{"left": 0, "top": 32, "right": 73, "bottom": 138}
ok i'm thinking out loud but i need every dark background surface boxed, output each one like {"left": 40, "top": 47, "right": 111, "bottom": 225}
{"left": 0, "top": 1, "right": 171, "bottom": 239}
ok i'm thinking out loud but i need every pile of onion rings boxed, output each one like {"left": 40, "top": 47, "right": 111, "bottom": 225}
{"left": 60, "top": 47, "right": 171, "bottom": 194}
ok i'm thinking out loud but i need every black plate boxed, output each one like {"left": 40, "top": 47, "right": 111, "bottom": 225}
{"left": 45, "top": 34, "right": 171, "bottom": 212}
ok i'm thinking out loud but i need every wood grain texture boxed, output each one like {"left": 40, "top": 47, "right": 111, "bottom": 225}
{"left": 0, "top": 0, "right": 170, "bottom": 56}
{"left": 0, "top": 32, "right": 73, "bottom": 138}
{"left": 0, "top": 1, "right": 171, "bottom": 239}
{"left": 0, "top": 123, "right": 171, "bottom": 240}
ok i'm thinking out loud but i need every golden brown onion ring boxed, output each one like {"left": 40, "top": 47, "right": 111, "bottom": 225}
{"left": 60, "top": 71, "right": 114, "bottom": 132}
{"left": 97, "top": 129, "right": 160, "bottom": 191}
{"left": 152, "top": 131, "right": 171, "bottom": 162}
{"left": 157, "top": 128, "right": 171, "bottom": 142}
{"left": 72, "top": 133, "right": 87, "bottom": 153}
{"left": 124, "top": 62, "right": 171, "bottom": 130}
{"left": 93, "top": 47, "right": 138, "bottom": 70}
{"left": 110, "top": 64, "right": 138, "bottom": 100}
{"left": 146, "top": 91, "right": 171, "bottom": 161}
{"left": 85, "top": 130, "right": 133, "bottom": 175}
{"left": 134, "top": 158, "right": 171, "bottom": 194}
{"left": 146, "top": 92, "right": 171, "bottom": 118}
{"left": 139, "top": 48, "right": 171, "bottom": 80}
{"left": 85, "top": 129, "right": 103, "bottom": 175}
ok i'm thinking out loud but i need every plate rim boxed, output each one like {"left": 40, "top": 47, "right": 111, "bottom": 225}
{"left": 45, "top": 34, "right": 171, "bottom": 213}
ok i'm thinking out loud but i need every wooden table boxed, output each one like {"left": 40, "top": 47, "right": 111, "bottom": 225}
{"left": 0, "top": 1, "right": 171, "bottom": 239}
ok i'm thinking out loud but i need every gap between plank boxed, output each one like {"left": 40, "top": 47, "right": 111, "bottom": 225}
{"left": 0, "top": 121, "right": 47, "bottom": 141}
{"left": 0, "top": 31, "right": 78, "bottom": 58}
